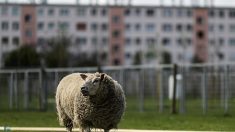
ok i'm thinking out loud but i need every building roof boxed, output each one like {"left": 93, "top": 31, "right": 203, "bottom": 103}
{"left": 0, "top": 2, "right": 235, "bottom": 10}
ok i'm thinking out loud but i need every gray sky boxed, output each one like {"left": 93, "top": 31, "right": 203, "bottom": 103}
{"left": 1, "top": 0, "right": 235, "bottom": 7}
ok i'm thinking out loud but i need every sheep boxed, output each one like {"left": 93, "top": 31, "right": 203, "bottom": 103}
{"left": 55, "top": 72, "right": 126, "bottom": 132}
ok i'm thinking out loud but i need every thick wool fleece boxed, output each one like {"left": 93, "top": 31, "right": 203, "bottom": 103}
{"left": 56, "top": 73, "right": 125, "bottom": 132}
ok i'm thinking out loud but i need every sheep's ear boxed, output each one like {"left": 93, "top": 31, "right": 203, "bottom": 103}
{"left": 80, "top": 74, "right": 87, "bottom": 80}
{"left": 100, "top": 73, "right": 105, "bottom": 81}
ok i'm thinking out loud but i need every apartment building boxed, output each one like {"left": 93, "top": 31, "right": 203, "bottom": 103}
{"left": 0, "top": 3, "right": 235, "bottom": 67}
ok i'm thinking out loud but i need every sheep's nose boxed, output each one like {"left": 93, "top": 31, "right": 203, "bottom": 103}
{"left": 81, "top": 87, "right": 89, "bottom": 96}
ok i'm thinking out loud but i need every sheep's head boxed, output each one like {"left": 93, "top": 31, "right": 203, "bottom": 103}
{"left": 80, "top": 73, "right": 105, "bottom": 96}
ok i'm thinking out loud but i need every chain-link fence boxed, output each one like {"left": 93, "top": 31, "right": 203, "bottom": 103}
{"left": 0, "top": 64, "right": 234, "bottom": 115}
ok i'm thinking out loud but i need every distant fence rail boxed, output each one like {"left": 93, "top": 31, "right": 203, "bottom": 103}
{"left": 0, "top": 64, "right": 235, "bottom": 114}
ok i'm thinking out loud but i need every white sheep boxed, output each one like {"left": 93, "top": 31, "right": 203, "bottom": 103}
{"left": 56, "top": 72, "right": 125, "bottom": 132}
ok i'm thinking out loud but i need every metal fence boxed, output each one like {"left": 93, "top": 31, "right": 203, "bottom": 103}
{"left": 0, "top": 64, "right": 234, "bottom": 115}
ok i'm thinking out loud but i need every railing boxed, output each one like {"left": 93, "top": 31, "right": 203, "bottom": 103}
{"left": 0, "top": 64, "right": 234, "bottom": 115}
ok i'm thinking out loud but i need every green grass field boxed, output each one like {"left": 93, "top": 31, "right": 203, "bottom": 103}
{"left": 0, "top": 97, "right": 235, "bottom": 131}
{"left": 0, "top": 111, "right": 234, "bottom": 131}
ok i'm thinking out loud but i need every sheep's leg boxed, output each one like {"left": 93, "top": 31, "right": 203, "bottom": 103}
{"left": 64, "top": 118, "right": 73, "bottom": 132}
{"left": 104, "top": 129, "right": 109, "bottom": 132}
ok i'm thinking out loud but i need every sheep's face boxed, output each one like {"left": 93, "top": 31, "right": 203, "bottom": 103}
{"left": 80, "top": 73, "right": 105, "bottom": 96}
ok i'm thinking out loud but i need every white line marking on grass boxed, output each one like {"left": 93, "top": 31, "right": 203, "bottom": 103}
{"left": 0, "top": 127, "right": 220, "bottom": 132}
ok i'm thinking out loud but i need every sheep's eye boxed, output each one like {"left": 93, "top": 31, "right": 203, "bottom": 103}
{"left": 93, "top": 79, "right": 99, "bottom": 84}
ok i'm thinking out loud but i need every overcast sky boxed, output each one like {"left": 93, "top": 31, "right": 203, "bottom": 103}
{"left": 1, "top": 0, "right": 235, "bottom": 7}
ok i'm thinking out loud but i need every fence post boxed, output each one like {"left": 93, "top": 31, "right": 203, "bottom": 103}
{"left": 138, "top": 69, "right": 144, "bottom": 112}
{"left": 24, "top": 71, "right": 29, "bottom": 110}
{"left": 224, "top": 65, "right": 229, "bottom": 115}
{"left": 179, "top": 65, "right": 185, "bottom": 114}
{"left": 202, "top": 66, "right": 208, "bottom": 114}
{"left": 14, "top": 72, "right": 18, "bottom": 109}
{"left": 9, "top": 73, "right": 14, "bottom": 110}
{"left": 159, "top": 68, "right": 163, "bottom": 113}
{"left": 171, "top": 64, "right": 177, "bottom": 114}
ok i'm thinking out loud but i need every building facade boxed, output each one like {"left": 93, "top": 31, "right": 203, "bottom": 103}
{"left": 0, "top": 3, "right": 235, "bottom": 67}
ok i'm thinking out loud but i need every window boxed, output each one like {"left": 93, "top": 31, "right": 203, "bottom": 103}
{"left": 60, "top": 8, "right": 69, "bottom": 16}
{"left": 219, "top": 38, "right": 224, "bottom": 46}
{"left": 135, "top": 38, "right": 141, "bottom": 45}
{"left": 209, "top": 24, "right": 214, "bottom": 32}
{"left": 162, "top": 9, "right": 172, "bottom": 17}
{"left": 209, "top": 10, "right": 214, "bottom": 17}
{"left": 197, "top": 31, "right": 204, "bottom": 39}
{"left": 146, "top": 9, "right": 154, "bottom": 17}
{"left": 186, "top": 38, "right": 192, "bottom": 45}
{"left": 24, "top": 14, "right": 31, "bottom": 23}
{"left": 112, "top": 16, "right": 120, "bottom": 24}
{"left": 146, "top": 23, "right": 155, "bottom": 32}
{"left": 187, "top": 24, "right": 192, "bottom": 31}
{"left": 76, "top": 23, "right": 86, "bottom": 31}
{"left": 219, "top": 10, "right": 224, "bottom": 18}
{"left": 177, "top": 9, "right": 183, "bottom": 17}
{"left": 125, "top": 53, "right": 131, "bottom": 59}
{"left": 209, "top": 40, "right": 215, "bottom": 45}
{"left": 229, "top": 10, "right": 235, "bottom": 18}
{"left": 101, "top": 8, "right": 107, "bottom": 16}
{"left": 58, "top": 22, "right": 69, "bottom": 30}
{"left": 25, "top": 29, "right": 32, "bottom": 38}
{"left": 125, "top": 24, "right": 131, "bottom": 32}
{"left": 48, "top": 22, "right": 54, "bottom": 30}
{"left": 2, "top": 37, "right": 9, "bottom": 44}
{"left": 162, "top": 38, "right": 171, "bottom": 46}
{"left": 1, "top": 6, "right": 8, "bottom": 16}
{"left": 48, "top": 8, "right": 54, "bottom": 16}
{"left": 176, "top": 24, "right": 182, "bottom": 32}
{"left": 38, "top": 22, "right": 44, "bottom": 30}
{"left": 92, "top": 37, "right": 97, "bottom": 45}
{"left": 125, "top": 9, "right": 130, "bottom": 16}
{"left": 101, "top": 23, "right": 108, "bottom": 31}
{"left": 91, "top": 8, "right": 97, "bottom": 16}
{"left": 12, "top": 6, "right": 19, "bottom": 16}
{"left": 196, "top": 17, "right": 204, "bottom": 25}
{"left": 112, "top": 30, "right": 120, "bottom": 38}
{"left": 230, "top": 24, "right": 235, "bottom": 32}
{"left": 113, "top": 58, "right": 120, "bottom": 65}
{"left": 102, "top": 37, "right": 108, "bottom": 45}
{"left": 38, "top": 37, "right": 45, "bottom": 45}
{"left": 125, "top": 38, "right": 131, "bottom": 46}
{"left": 187, "top": 10, "right": 192, "bottom": 17}
{"left": 77, "top": 8, "right": 86, "bottom": 16}
{"left": 91, "top": 23, "right": 97, "bottom": 31}
{"left": 12, "top": 22, "right": 19, "bottom": 31}
{"left": 112, "top": 45, "right": 119, "bottom": 52}
{"left": 135, "top": 23, "right": 141, "bottom": 31}
{"left": 229, "top": 38, "right": 235, "bottom": 46}
{"left": 12, "top": 37, "right": 19, "bottom": 46}
{"left": 218, "top": 24, "right": 224, "bottom": 31}
{"left": 76, "top": 37, "right": 87, "bottom": 45}
{"left": 146, "top": 38, "right": 155, "bottom": 47}
{"left": 38, "top": 8, "right": 44, "bottom": 16}
{"left": 177, "top": 38, "right": 182, "bottom": 46}
{"left": 135, "top": 8, "right": 141, "bottom": 16}
{"left": 229, "top": 53, "right": 235, "bottom": 61}
{"left": 1, "top": 22, "right": 9, "bottom": 30}
{"left": 162, "top": 24, "right": 172, "bottom": 32}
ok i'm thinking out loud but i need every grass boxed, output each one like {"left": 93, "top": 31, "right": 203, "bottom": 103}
{"left": 0, "top": 111, "right": 234, "bottom": 131}
{"left": 0, "top": 97, "right": 235, "bottom": 131}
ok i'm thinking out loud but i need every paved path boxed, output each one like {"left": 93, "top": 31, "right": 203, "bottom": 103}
{"left": 0, "top": 127, "right": 218, "bottom": 132}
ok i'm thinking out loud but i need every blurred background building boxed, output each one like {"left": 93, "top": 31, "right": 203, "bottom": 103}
{"left": 0, "top": 0, "right": 234, "bottom": 68}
